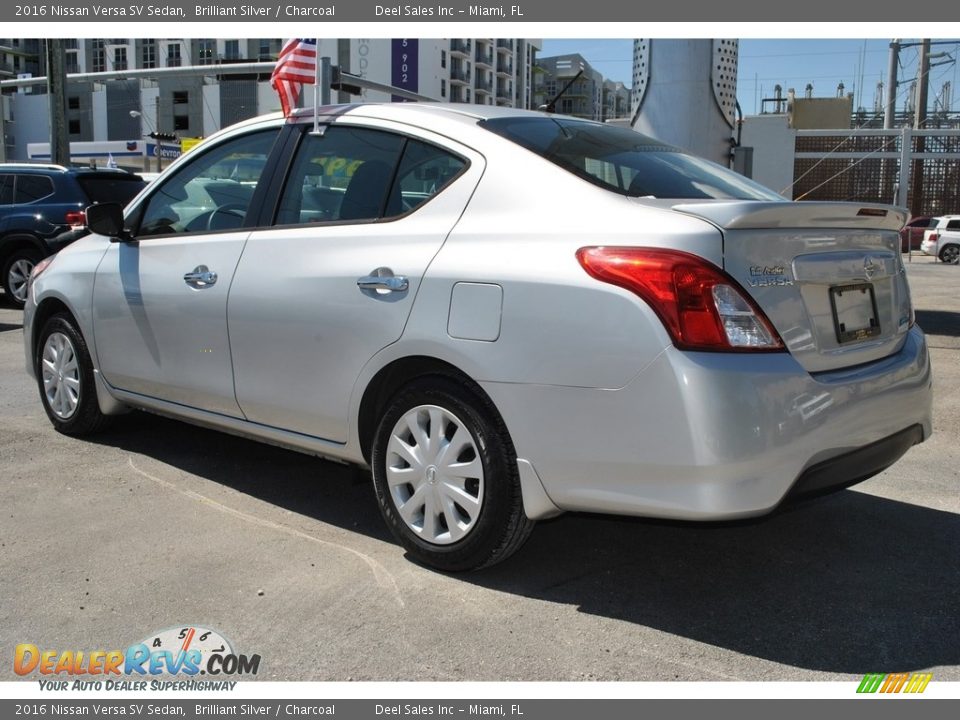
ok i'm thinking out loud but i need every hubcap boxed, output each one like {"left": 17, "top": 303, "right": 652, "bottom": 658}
{"left": 9, "top": 258, "right": 34, "bottom": 302}
{"left": 41, "top": 332, "right": 81, "bottom": 420}
{"left": 943, "top": 246, "right": 959, "bottom": 264}
{"left": 385, "top": 405, "right": 484, "bottom": 545}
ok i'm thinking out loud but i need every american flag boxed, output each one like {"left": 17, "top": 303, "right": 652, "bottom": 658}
{"left": 271, "top": 38, "right": 318, "bottom": 117}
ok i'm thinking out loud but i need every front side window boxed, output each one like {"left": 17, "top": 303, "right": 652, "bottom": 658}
{"left": 136, "top": 129, "right": 279, "bottom": 237}
{"left": 275, "top": 128, "right": 466, "bottom": 226}
{"left": 481, "top": 116, "right": 783, "bottom": 200}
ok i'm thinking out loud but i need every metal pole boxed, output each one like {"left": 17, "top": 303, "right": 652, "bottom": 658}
{"left": 914, "top": 39, "right": 931, "bottom": 130}
{"left": 897, "top": 126, "right": 912, "bottom": 208}
{"left": 46, "top": 39, "right": 70, "bottom": 166}
{"left": 155, "top": 95, "right": 162, "bottom": 172}
{"left": 884, "top": 39, "right": 899, "bottom": 129}
{"left": 910, "top": 40, "right": 930, "bottom": 216}
{"left": 320, "top": 57, "right": 331, "bottom": 105}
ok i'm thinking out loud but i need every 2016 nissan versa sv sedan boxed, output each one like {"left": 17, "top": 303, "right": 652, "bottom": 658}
{"left": 24, "top": 104, "right": 933, "bottom": 571}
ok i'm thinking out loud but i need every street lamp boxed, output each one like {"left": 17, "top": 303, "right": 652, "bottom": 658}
{"left": 130, "top": 108, "right": 174, "bottom": 172}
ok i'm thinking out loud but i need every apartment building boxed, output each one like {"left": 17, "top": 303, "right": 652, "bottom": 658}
{"left": 2, "top": 38, "right": 542, "bottom": 164}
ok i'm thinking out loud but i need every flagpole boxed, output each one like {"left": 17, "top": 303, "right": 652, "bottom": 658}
{"left": 313, "top": 39, "right": 320, "bottom": 135}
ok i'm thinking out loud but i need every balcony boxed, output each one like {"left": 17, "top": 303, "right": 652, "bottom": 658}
{"left": 497, "top": 63, "right": 513, "bottom": 77}
{"left": 450, "top": 67, "right": 471, "bottom": 84}
{"left": 450, "top": 40, "right": 471, "bottom": 56}
{"left": 475, "top": 49, "right": 493, "bottom": 66}
{"left": 496, "top": 86, "right": 512, "bottom": 100}
{"left": 496, "top": 40, "right": 513, "bottom": 52}
{"left": 475, "top": 79, "right": 493, "bottom": 93}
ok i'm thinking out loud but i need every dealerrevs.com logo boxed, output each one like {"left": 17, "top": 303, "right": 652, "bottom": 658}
{"left": 15, "top": 626, "right": 260, "bottom": 691}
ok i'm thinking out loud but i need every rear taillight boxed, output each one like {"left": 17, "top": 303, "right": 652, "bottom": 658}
{"left": 576, "top": 247, "right": 784, "bottom": 352}
{"left": 65, "top": 211, "right": 85, "bottom": 227}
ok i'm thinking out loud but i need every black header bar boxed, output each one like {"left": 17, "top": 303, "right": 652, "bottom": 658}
{"left": 3, "top": 0, "right": 952, "bottom": 23}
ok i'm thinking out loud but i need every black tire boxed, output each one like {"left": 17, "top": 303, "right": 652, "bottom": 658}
{"left": 35, "top": 313, "right": 109, "bottom": 436}
{"left": 2, "top": 247, "right": 43, "bottom": 308}
{"left": 939, "top": 244, "right": 959, "bottom": 265}
{"left": 371, "top": 376, "right": 534, "bottom": 572}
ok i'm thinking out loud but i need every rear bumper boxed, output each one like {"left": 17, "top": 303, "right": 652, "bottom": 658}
{"left": 484, "top": 326, "right": 932, "bottom": 521}
{"left": 784, "top": 424, "right": 923, "bottom": 500}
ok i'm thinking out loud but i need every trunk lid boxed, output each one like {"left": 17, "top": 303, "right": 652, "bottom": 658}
{"left": 672, "top": 201, "right": 912, "bottom": 373}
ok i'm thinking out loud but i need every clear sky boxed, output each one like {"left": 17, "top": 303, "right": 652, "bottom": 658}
{"left": 538, "top": 38, "right": 960, "bottom": 117}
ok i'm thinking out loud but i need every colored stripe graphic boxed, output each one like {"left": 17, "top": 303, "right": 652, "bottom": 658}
{"left": 857, "top": 672, "right": 932, "bottom": 694}
{"left": 857, "top": 673, "right": 886, "bottom": 693}
{"left": 881, "top": 672, "right": 909, "bottom": 693}
{"left": 904, "top": 673, "right": 933, "bottom": 693}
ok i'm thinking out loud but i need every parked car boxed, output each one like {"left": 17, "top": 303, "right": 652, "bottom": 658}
{"left": 899, "top": 215, "right": 936, "bottom": 252}
{"left": 919, "top": 215, "right": 960, "bottom": 263}
{"left": 23, "top": 105, "right": 932, "bottom": 571}
{"left": 0, "top": 164, "right": 146, "bottom": 307}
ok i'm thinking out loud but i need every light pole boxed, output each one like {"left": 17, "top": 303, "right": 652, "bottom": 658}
{"left": 130, "top": 107, "right": 169, "bottom": 172}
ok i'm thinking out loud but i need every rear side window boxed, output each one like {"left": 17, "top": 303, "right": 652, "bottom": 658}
{"left": 947, "top": 220, "right": 960, "bottom": 231}
{"left": 77, "top": 176, "right": 147, "bottom": 205}
{"left": 15, "top": 175, "right": 55, "bottom": 203}
{"left": 394, "top": 140, "right": 466, "bottom": 213}
{"left": 480, "top": 116, "right": 782, "bottom": 201}
{"left": 0, "top": 174, "right": 12, "bottom": 205}
{"left": 274, "top": 128, "right": 466, "bottom": 226}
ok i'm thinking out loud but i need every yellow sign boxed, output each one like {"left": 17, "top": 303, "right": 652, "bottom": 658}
{"left": 180, "top": 137, "right": 204, "bottom": 154}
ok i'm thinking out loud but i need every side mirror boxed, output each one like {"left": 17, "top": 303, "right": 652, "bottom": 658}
{"left": 85, "top": 203, "right": 130, "bottom": 242}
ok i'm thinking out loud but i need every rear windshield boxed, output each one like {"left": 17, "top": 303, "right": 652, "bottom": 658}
{"left": 480, "top": 116, "right": 782, "bottom": 201}
{"left": 77, "top": 175, "right": 147, "bottom": 205}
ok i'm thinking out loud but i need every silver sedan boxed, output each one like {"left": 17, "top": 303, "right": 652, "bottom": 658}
{"left": 23, "top": 104, "right": 933, "bottom": 571}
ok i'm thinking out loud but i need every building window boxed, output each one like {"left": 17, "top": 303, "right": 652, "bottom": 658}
{"left": 173, "top": 90, "right": 189, "bottom": 131}
{"left": 92, "top": 39, "right": 105, "bottom": 73}
{"left": 167, "top": 43, "right": 181, "bottom": 68}
{"left": 224, "top": 40, "right": 240, "bottom": 60}
{"left": 68, "top": 96, "right": 80, "bottom": 110}
{"left": 258, "top": 39, "right": 273, "bottom": 61}
{"left": 142, "top": 39, "right": 156, "bottom": 69}
{"left": 113, "top": 47, "right": 127, "bottom": 71}
{"left": 441, "top": 50, "right": 446, "bottom": 69}
{"left": 68, "top": 119, "right": 81, "bottom": 135}
{"left": 198, "top": 39, "right": 215, "bottom": 65}
{"left": 441, "top": 79, "right": 446, "bottom": 98}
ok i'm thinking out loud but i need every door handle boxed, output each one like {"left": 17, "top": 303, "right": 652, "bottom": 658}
{"left": 184, "top": 265, "right": 218, "bottom": 288}
{"left": 357, "top": 274, "right": 409, "bottom": 292}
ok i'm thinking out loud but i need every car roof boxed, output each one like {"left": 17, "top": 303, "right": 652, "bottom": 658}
{"left": 0, "top": 163, "right": 139, "bottom": 177}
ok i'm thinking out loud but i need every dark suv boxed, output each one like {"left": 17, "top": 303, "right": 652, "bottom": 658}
{"left": 1, "top": 164, "right": 146, "bottom": 307}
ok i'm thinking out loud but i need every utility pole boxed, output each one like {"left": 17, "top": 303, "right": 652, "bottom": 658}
{"left": 910, "top": 39, "right": 931, "bottom": 216}
{"left": 46, "top": 39, "right": 70, "bottom": 166}
{"left": 883, "top": 39, "right": 899, "bottom": 129}
{"left": 155, "top": 95, "right": 161, "bottom": 172}
{"left": 915, "top": 39, "right": 931, "bottom": 130}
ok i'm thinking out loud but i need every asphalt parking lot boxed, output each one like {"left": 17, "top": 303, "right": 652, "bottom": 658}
{"left": 1, "top": 255, "right": 957, "bottom": 683}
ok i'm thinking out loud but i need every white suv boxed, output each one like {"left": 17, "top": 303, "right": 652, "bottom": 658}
{"left": 920, "top": 215, "right": 960, "bottom": 264}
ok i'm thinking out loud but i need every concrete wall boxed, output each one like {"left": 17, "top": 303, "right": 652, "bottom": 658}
{"left": 739, "top": 114, "right": 796, "bottom": 197}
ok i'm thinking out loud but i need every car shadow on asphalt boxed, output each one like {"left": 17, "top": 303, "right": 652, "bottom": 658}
{"left": 0, "top": 322, "right": 22, "bottom": 332}
{"left": 90, "top": 411, "right": 958, "bottom": 676}
{"left": 916, "top": 310, "right": 960, "bottom": 338}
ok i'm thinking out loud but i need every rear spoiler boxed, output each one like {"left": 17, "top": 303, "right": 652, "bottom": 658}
{"left": 671, "top": 201, "right": 908, "bottom": 232}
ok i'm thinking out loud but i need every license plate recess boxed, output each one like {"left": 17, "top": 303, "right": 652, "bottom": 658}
{"left": 829, "top": 283, "right": 880, "bottom": 344}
